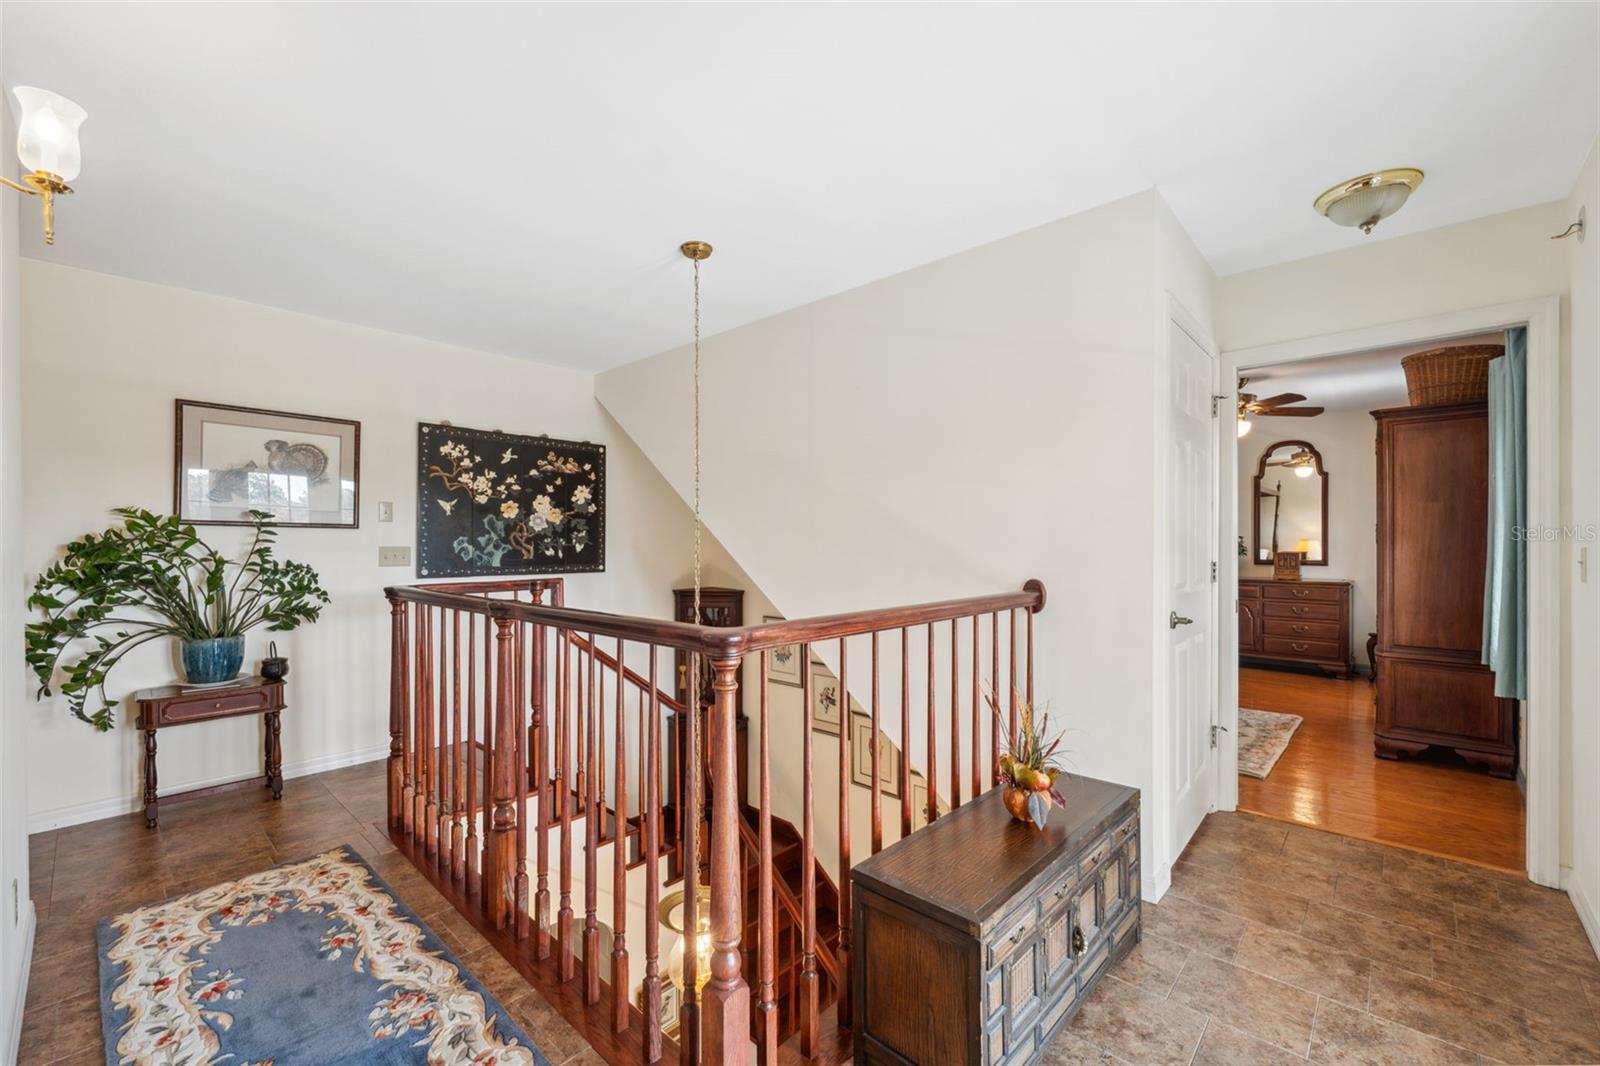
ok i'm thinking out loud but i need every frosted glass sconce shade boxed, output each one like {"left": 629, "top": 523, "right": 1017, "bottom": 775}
{"left": 14, "top": 86, "right": 86, "bottom": 182}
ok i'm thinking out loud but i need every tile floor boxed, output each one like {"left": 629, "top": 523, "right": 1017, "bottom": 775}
{"left": 20, "top": 762, "right": 1600, "bottom": 1065}
{"left": 1044, "top": 812, "right": 1600, "bottom": 1065}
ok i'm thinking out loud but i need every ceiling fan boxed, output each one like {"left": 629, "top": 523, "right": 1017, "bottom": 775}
{"left": 1236, "top": 377, "right": 1324, "bottom": 437}
{"left": 1267, "top": 446, "right": 1319, "bottom": 478}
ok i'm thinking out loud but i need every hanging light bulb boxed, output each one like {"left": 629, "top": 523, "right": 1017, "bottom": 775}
{"left": 1237, "top": 418, "right": 1252, "bottom": 438}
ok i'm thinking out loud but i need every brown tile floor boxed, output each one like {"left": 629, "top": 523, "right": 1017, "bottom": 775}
{"left": 1044, "top": 811, "right": 1600, "bottom": 1065}
{"left": 21, "top": 763, "right": 1600, "bottom": 1066}
{"left": 20, "top": 761, "right": 603, "bottom": 1066}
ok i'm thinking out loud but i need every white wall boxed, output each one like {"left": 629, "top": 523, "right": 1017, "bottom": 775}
{"left": 20, "top": 261, "right": 751, "bottom": 830}
{"left": 1238, "top": 409, "right": 1379, "bottom": 667}
{"left": 598, "top": 190, "right": 1210, "bottom": 899}
{"left": 1562, "top": 138, "right": 1599, "bottom": 952}
{"left": 1, "top": 49, "right": 36, "bottom": 1064}
{"left": 1216, "top": 198, "right": 1584, "bottom": 870}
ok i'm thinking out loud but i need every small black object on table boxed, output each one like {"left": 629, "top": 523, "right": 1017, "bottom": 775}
{"left": 134, "top": 677, "right": 287, "bottom": 828}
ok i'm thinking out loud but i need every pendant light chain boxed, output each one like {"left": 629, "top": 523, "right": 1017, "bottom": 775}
{"left": 692, "top": 255, "right": 703, "bottom": 630}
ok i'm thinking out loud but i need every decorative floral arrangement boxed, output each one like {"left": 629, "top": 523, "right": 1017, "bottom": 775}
{"left": 26, "top": 508, "right": 328, "bottom": 730}
{"left": 989, "top": 687, "right": 1068, "bottom": 829}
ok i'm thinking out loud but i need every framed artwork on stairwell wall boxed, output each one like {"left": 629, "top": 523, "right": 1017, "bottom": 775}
{"left": 764, "top": 615, "right": 803, "bottom": 686}
{"left": 811, "top": 664, "right": 843, "bottom": 736}
{"left": 850, "top": 714, "right": 899, "bottom": 798}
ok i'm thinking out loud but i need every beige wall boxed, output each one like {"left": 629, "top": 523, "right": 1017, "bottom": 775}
{"left": 19, "top": 260, "right": 751, "bottom": 830}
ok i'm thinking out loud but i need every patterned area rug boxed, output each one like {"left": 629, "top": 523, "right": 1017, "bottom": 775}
{"left": 1237, "top": 708, "right": 1304, "bottom": 779}
{"left": 96, "top": 847, "right": 547, "bottom": 1065}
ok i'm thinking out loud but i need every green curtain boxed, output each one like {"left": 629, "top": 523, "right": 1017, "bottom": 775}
{"left": 1482, "top": 327, "right": 1527, "bottom": 699}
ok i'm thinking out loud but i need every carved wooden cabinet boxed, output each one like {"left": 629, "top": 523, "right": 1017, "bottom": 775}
{"left": 1238, "top": 578, "right": 1354, "bottom": 678}
{"left": 851, "top": 777, "right": 1140, "bottom": 1065}
{"left": 1373, "top": 402, "right": 1517, "bottom": 777}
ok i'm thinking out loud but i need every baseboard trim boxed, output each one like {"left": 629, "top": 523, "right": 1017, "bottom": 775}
{"left": 4, "top": 899, "right": 37, "bottom": 1065}
{"left": 1564, "top": 866, "right": 1600, "bottom": 963}
{"left": 1144, "top": 861, "right": 1171, "bottom": 904}
{"left": 27, "top": 745, "right": 390, "bottom": 833}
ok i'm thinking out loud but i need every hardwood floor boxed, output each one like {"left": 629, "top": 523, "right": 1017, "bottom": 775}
{"left": 1237, "top": 666, "right": 1525, "bottom": 872}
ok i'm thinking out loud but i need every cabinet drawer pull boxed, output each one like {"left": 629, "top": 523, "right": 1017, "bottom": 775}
{"left": 1291, "top": 642, "right": 1309, "bottom": 652}
{"left": 1292, "top": 589, "right": 1310, "bottom": 597}
{"left": 1072, "top": 925, "right": 1086, "bottom": 955}
{"left": 1292, "top": 606, "right": 1309, "bottom": 615}
{"left": 1293, "top": 624, "right": 1309, "bottom": 632}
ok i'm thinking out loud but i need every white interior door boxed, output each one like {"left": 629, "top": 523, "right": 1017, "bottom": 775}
{"left": 1168, "top": 317, "right": 1219, "bottom": 851}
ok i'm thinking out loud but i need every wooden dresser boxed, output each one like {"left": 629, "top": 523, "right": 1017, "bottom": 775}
{"left": 1238, "top": 578, "right": 1354, "bottom": 679}
{"left": 1373, "top": 402, "right": 1517, "bottom": 777}
{"left": 851, "top": 777, "right": 1140, "bottom": 1065}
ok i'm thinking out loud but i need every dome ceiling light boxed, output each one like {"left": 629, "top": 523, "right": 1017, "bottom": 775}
{"left": 1314, "top": 168, "right": 1424, "bottom": 235}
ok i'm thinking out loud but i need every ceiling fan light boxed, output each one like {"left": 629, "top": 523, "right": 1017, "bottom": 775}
{"left": 1237, "top": 418, "right": 1252, "bottom": 438}
{"left": 1295, "top": 464, "right": 1314, "bottom": 478}
{"left": 1314, "top": 168, "right": 1424, "bottom": 235}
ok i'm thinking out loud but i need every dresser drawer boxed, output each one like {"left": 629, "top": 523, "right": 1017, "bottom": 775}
{"left": 1261, "top": 583, "right": 1344, "bottom": 602}
{"left": 987, "top": 907, "right": 1037, "bottom": 969}
{"left": 1261, "top": 635, "right": 1341, "bottom": 660}
{"left": 1262, "top": 600, "right": 1341, "bottom": 621}
{"left": 1263, "top": 618, "right": 1342, "bottom": 641}
{"left": 155, "top": 686, "right": 276, "bottom": 725}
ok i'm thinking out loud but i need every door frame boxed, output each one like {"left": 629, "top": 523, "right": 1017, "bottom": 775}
{"left": 1150, "top": 292, "right": 1222, "bottom": 902}
{"left": 1218, "top": 295, "right": 1562, "bottom": 887}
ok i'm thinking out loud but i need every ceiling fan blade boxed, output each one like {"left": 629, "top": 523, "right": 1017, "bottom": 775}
{"left": 1262, "top": 406, "right": 1325, "bottom": 417}
{"left": 1255, "top": 393, "right": 1307, "bottom": 408}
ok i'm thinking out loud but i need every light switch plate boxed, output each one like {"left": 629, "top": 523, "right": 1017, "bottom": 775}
{"left": 378, "top": 501, "right": 394, "bottom": 523}
{"left": 379, "top": 546, "right": 412, "bottom": 567}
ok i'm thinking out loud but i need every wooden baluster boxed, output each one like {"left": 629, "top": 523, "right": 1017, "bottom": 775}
{"left": 1026, "top": 603, "right": 1035, "bottom": 709}
{"left": 467, "top": 615, "right": 478, "bottom": 887}
{"left": 535, "top": 622, "right": 551, "bottom": 957}
{"left": 410, "top": 606, "right": 422, "bottom": 842}
{"left": 515, "top": 620, "right": 530, "bottom": 939}
{"left": 486, "top": 617, "right": 516, "bottom": 930}
{"left": 559, "top": 630, "right": 575, "bottom": 980}
{"left": 871, "top": 631, "right": 882, "bottom": 855}
{"left": 755, "top": 654, "right": 777, "bottom": 1063}
{"left": 950, "top": 617, "right": 960, "bottom": 811}
{"left": 927, "top": 624, "right": 938, "bottom": 826}
{"left": 453, "top": 610, "right": 466, "bottom": 881}
{"left": 438, "top": 606, "right": 450, "bottom": 865}
{"left": 679, "top": 652, "right": 700, "bottom": 1066}
{"left": 991, "top": 612, "right": 1000, "bottom": 788}
{"left": 800, "top": 645, "right": 819, "bottom": 1057}
{"left": 387, "top": 596, "right": 408, "bottom": 830}
{"left": 836, "top": 639, "right": 852, "bottom": 1030}
{"left": 425, "top": 608, "right": 439, "bottom": 858}
{"left": 1009, "top": 608, "right": 1019, "bottom": 741}
{"left": 483, "top": 613, "right": 496, "bottom": 914}
{"left": 644, "top": 644, "right": 664, "bottom": 1063}
{"left": 613, "top": 637, "right": 630, "bottom": 1032}
{"left": 971, "top": 614, "right": 980, "bottom": 803}
{"left": 585, "top": 632, "right": 601, "bottom": 1005}
{"left": 900, "top": 628, "right": 912, "bottom": 840}
{"left": 705, "top": 655, "right": 750, "bottom": 1066}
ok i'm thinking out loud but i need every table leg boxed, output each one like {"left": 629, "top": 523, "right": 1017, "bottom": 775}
{"left": 143, "top": 729, "right": 159, "bottom": 828}
{"left": 267, "top": 710, "right": 283, "bottom": 800}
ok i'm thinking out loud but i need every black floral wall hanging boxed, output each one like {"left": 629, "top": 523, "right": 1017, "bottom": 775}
{"left": 416, "top": 422, "right": 605, "bottom": 578}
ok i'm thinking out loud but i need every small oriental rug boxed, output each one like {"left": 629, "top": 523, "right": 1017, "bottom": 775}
{"left": 96, "top": 846, "right": 547, "bottom": 1065}
{"left": 1237, "top": 707, "right": 1305, "bottom": 779}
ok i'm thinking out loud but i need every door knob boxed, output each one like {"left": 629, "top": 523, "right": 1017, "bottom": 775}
{"left": 1169, "top": 611, "right": 1194, "bottom": 629}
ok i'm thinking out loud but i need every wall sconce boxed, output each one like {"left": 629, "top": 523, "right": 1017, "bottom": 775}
{"left": 1, "top": 87, "right": 86, "bottom": 245}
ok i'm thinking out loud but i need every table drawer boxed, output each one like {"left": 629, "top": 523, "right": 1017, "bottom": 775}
{"left": 1261, "top": 583, "right": 1345, "bottom": 602}
{"left": 1263, "top": 618, "right": 1342, "bottom": 641}
{"left": 1261, "top": 635, "right": 1341, "bottom": 660}
{"left": 156, "top": 686, "right": 275, "bottom": 725}
{"left": 1262, "top": 600, "right": 1341, "bottom": 621}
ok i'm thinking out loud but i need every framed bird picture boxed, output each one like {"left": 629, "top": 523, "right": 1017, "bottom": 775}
{"left": 174, "top": 400, "right": 360, "bottom": 528}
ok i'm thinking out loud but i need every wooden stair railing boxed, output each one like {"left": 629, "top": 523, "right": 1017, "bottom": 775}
{"left": 385, "top": 577, "right": 1045, "bottom": 1066}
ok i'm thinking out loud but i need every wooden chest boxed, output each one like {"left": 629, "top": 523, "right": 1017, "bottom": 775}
{"left": 851, "top": 777, "right": 1140, "bottom": 1065}
{"left": 1238, "top": 577, "right": 1355, "bottom": 679}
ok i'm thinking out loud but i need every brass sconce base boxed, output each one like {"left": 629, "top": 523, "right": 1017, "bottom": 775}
{"left": 0, "top": 169, "right": 73, "bottom": 244}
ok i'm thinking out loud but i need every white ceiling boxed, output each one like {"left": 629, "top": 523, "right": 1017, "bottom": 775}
{"left": 4, "top": 3, "right": 1595, "bottom": 371}
{"left": 1243, "top": 332, "right": 1509, "bottom": 412}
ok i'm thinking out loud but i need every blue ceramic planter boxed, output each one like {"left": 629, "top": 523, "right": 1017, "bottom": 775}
{"left": 181, "top": 636, "right": 245, "bottom": 684}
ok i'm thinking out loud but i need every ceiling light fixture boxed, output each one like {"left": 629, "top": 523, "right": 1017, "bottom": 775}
{"left": 1314, "top": 168, "right": 1423, "bottom": 235}
{"left": 2, "top": 86, "right": 87, "bottom": 245}
{"left": 1237, "top": 417, "right": 1252, "bottom": 438}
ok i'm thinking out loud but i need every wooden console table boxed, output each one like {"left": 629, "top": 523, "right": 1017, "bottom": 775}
{"left": 134, "top": 677, "right": 286, "bottom": 828}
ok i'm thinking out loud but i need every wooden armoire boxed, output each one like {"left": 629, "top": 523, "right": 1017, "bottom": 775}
{"left": 1372, "top": 402, "right": 1517, "bottom": 777}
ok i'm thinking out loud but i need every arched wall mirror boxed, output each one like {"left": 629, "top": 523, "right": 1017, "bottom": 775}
{"left": 1253, "top": 440, "right": 1329, "bottom": 566}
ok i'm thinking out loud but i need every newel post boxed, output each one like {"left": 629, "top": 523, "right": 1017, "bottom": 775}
{"left": 387, "top": 593, "right": 409, "bottom": 830}
{"left": 703, "top": 655, "right": 751, "bottom": 1065}
{"left": 485, "top": 616, "right": 518, "bottom": 930}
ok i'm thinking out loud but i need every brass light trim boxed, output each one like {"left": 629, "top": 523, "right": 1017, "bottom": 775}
{"left": 680, "top": 240, "right": 713, "bottom": 261}
{"left": 1313, "top": 168, "right": 1424, "bottom": 234}
{"left": 0, "top": 169, "right": 73, "bottom": 245}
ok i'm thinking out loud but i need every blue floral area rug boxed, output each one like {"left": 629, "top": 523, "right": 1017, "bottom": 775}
{"left": 96, "top": 846, "right": 549, "bottom": 1065}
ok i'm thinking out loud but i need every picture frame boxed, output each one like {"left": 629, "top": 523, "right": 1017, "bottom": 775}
{"left": 850, "top": 714, "right": 900, "bottom": 797}
{"left": 174, "top": 400, "right": 360, "bottom": 528}
{"left": 764, "top": 615, "right": 803, "bottom": 687}
{"left": 810, "top": 667, "right": 843, "bottom": 736}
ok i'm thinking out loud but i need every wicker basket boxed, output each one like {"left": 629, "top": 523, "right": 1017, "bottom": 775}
{"left": 1401, "top": 344, "right": 1504, "bottom": 406}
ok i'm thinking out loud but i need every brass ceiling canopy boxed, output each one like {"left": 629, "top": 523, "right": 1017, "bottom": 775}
{"left": 1314, "top": 168, "right": 1425, "bottom": 235}
{"left": 680, "top": 240, "right": 713, "bottom": 261}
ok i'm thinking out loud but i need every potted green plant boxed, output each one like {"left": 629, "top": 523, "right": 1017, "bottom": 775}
{"left": 27, "top": 507, "right": 329, "bottom": 730}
